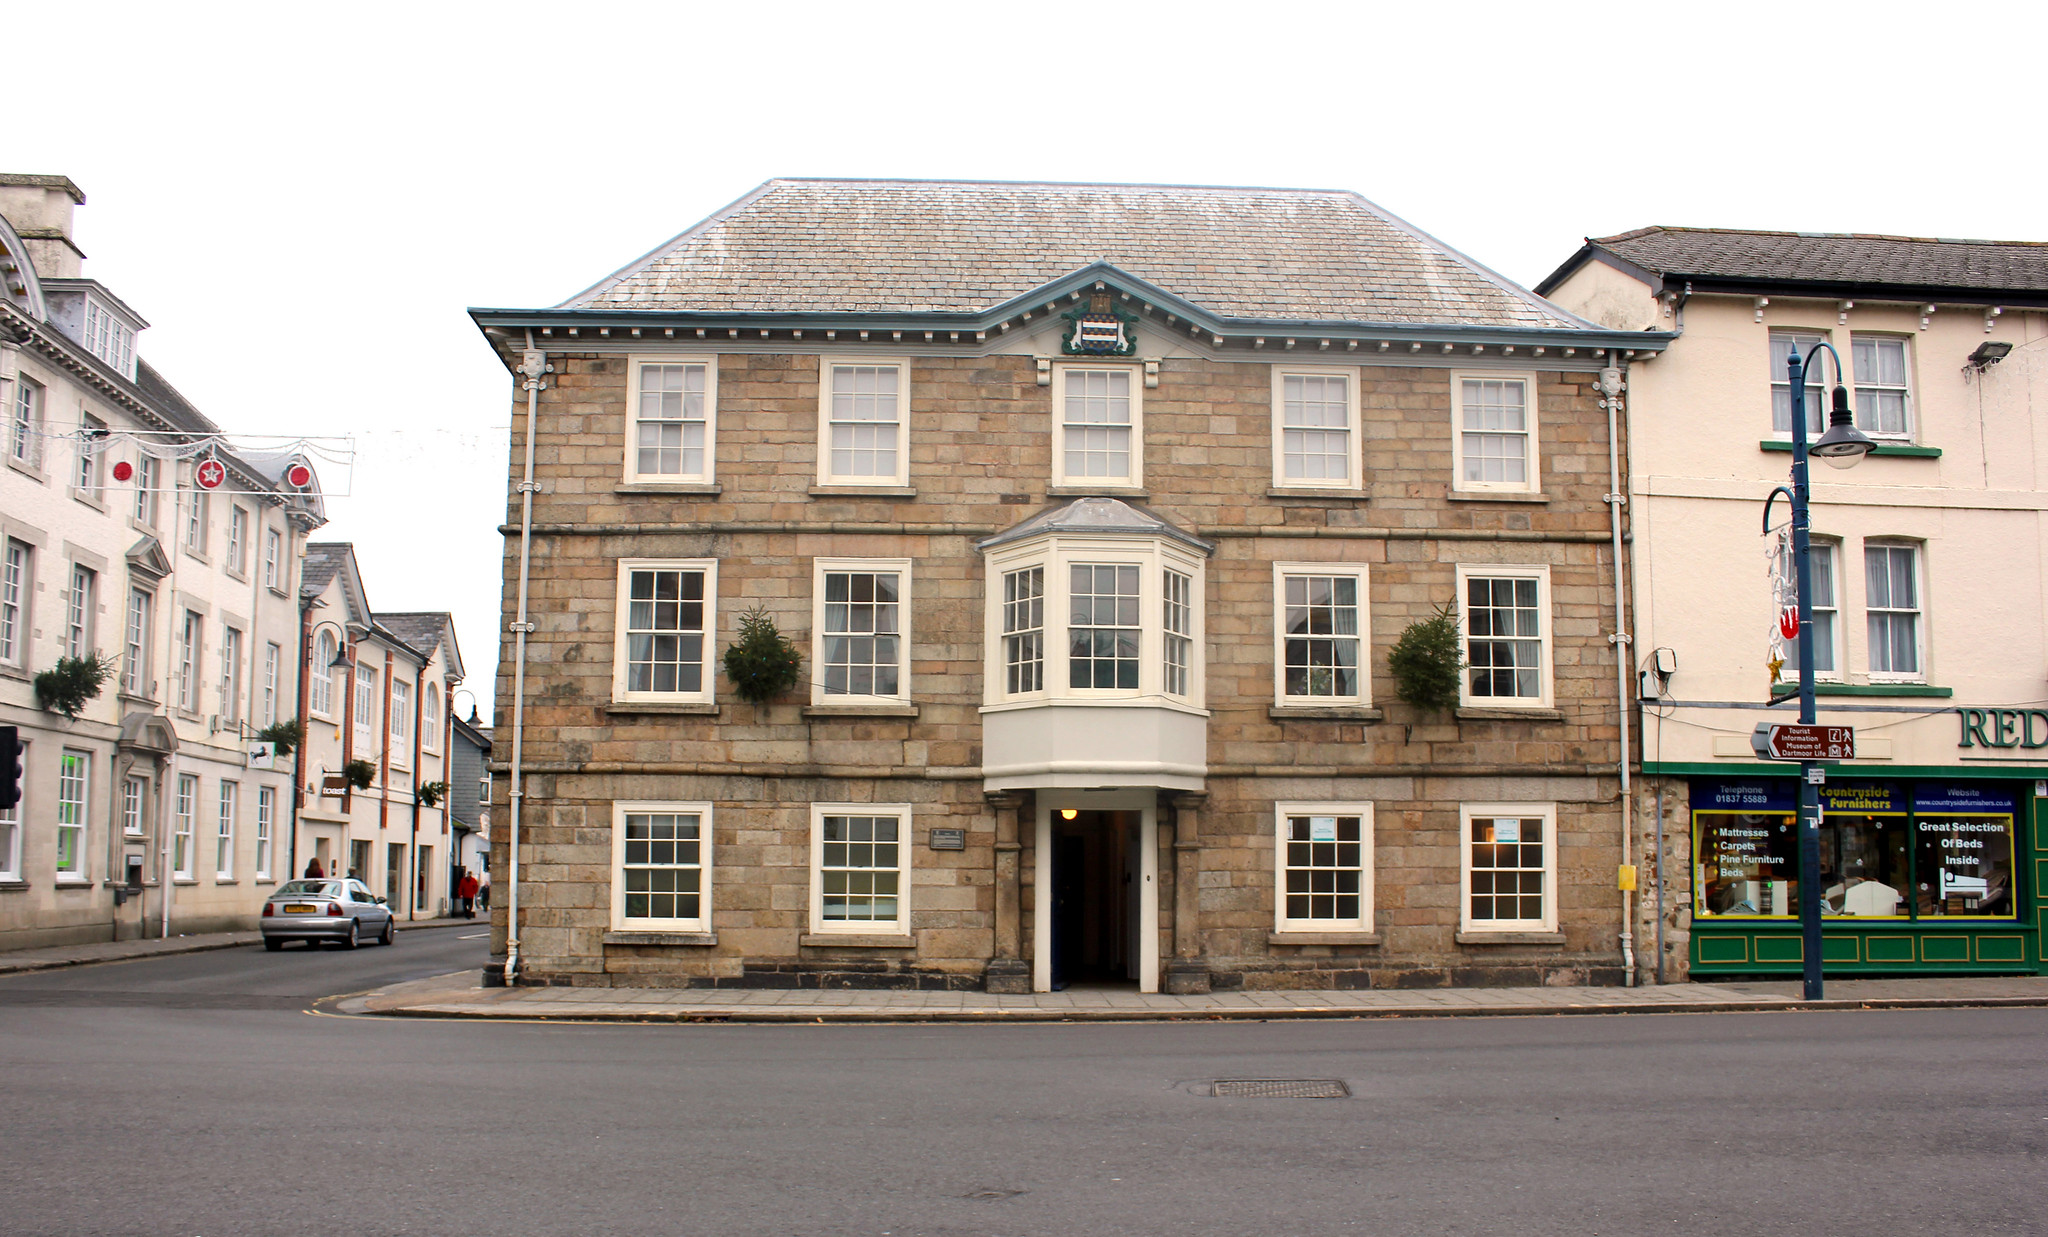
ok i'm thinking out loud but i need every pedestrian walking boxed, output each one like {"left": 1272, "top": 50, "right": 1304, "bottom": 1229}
{"left": 458, "top": 870, "right": 479, "bottom": 919}
{"left": 477, "top": 871, "right": 490, "bottom": 912}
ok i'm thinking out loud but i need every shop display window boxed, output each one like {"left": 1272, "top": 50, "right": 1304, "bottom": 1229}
{"left": 1692, "top": 779, "right": 2019, "bottom": 922}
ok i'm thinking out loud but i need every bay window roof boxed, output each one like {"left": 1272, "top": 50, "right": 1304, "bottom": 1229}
{"left": 977, "top": 496, "right": 1213, "bottom": 557}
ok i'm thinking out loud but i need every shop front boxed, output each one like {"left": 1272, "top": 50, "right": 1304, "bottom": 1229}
{"left": 1688, "top": 774, "right": 2041, "bottom": 975}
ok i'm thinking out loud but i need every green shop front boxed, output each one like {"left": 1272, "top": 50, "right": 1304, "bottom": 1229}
{"left": 1688, "top": 774, "right": 2043, "bottom": 975}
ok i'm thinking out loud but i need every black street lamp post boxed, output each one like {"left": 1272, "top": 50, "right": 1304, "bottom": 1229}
{"left": 1775, "top": 343, "right": 1874, "bottom": 999}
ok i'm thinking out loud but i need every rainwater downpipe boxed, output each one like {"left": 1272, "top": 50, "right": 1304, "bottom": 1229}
{"left": 1599, "top": 362, "right": 1636, "bottom": 987}
{"left": 504, "top": 334, "right": 548, "bottom": 983}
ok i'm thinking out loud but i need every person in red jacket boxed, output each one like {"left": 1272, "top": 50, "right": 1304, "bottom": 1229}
{"left": 457, "top": 870, "right": 480, "bottom": 919}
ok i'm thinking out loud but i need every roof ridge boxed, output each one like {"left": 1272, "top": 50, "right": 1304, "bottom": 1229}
{"left": 1599, "top": 224, "right": 2048, "bottom": 249}
{"left": 767, "top": 176, "right": 1361, "bottom": 196}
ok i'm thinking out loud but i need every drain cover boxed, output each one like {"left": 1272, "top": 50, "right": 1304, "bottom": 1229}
{"left": 1210, "top": 1078, "right": 1350, "bottom": 1099}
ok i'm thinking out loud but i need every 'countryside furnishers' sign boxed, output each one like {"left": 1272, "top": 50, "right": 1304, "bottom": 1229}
{"left": 1955, "top": 708, "right": 2048, "bottom": 749}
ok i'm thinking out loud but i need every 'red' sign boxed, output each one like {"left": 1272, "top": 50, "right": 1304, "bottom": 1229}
{"left": 1751, "top": 723, "right": 1855, "bottom": 761}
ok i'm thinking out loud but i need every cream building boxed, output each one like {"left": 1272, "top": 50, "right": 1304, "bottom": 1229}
{"left": 1540, "top": 227, "right": 2048, "bottom": 980}
{"left": 292, "top": 542, "right": 464, "bottom": 918}
{"left": 0, "top": 174, "right": 326, "bottom": 948}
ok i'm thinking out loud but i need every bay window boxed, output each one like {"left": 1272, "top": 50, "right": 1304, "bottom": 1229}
{"left": 984, "top": 532, "right": 1205, "bottom": 706}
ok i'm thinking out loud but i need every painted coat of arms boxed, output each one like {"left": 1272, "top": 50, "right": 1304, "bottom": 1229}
{"left": 1061, "top": 290, "right": 1138, "bottom": 357}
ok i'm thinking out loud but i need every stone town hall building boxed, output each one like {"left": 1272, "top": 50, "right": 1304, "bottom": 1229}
{"left": 471, "top": 180, "right": 1668, "bottom": 992}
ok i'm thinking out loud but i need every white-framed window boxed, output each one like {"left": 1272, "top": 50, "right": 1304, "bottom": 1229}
{"left": 1770, "top": 330, "right": 1830, "bottom": 437}
{"left": 610, "top": 801, "right": 712, "bottom": 932}
{"left": 216, "top": 780, "right": 238, "bottom": 879}
{"left": 1783, "top": 540, "right": 1840, "bottom": 679}
{"left": 421, "top": 685, "right": 440, "bottom": 751}
{"left": 984, "top": 536, "right": 1206, "bottom": 706}
{"left": 812, "top": 558, "right": 910, "bottom": 705}
{"left": 65, "top": 564, "right": 96, "bottom": 660}
{"left": 0, "top": 539, "right": 30, "bottom": 666}
{"left": 124, "top": 587, "right": 153, "bottom": 695}
{"left": 311, "top": 631, "right": 337, "bottom": 716}
{"left": 262, "top": 642, "right": 280, "bottom": 726}
{"left": 1273, "top": 562, "right": 1370, "bottom": 705}
{"left": 1851, "top": 335, "right": 1912, "bottom": 439}
{"left": 1001, "top": 565, "right": 1045, "bottom": 695}
{"left": 123, "top": 775, "right": 147, "bottom": 836}
{"left": 56, "top": 750, "right": 89, "bottom": 879}
{"left": 1052, "top": 363, "right": 1142, "bottom": 489}
{"left": 255, "top": 786, "right": 274, "bottom": 879}
{"left": 184, "top": 485, "right": 208, "bottom": 555}
{"left": 390, "top": 679, "right": 412, "bottom": 762}
{"left": 1865, "top": 542, "right": 1922, "bottom": 680}
{"left": 355, "top": 663, "right": 379, "bottom": 748}
{"left": 83, "top": 298, "right": 137, "bottom": 377}
{"left": 1460, "top": 802, "right": 1557, "bottom": 933}
{"left": 178, "top": 611, "right": 202, "bottom": 712}
{"left": 612, "top": 560, "right": 717, "bottom": 705}
{"left": 134, "top": 453, "right": 160, "bottom": 526}
{"left": 817, "top": 360, "right": 909, "bottom": 487}
{"left": 0, "top": 756, "right": 21, "bottom": 881}
{"left": 1457, "top": 564, "right": 1551, "bottom": 708}
{"left": 1273, "top": 802, "right": 1375, "bottom": 933}
{"left": 76, "top": 416, "right": 106, "bottom": 496}
{"left": 227, "top": 506, "right": 249, "bottom": 576}
{"left": 220, "top": 625, "right": 243, "bottom": 722}
{"left": 10, "top": 377, "right": 43, "bottom": 468}
{"left": 627, "top": 355, "right": 716, "bottom": 484}
{"left": 810, "top": 803, "right": 911, "bottom": 936}
{"left": 1451, "top": 371, "right": 1539, "bottom": 493}
{"left": 1271, "top": 367, "right": 1360, "bottom": 489}
{"left": 173, "top": 774, "right": 196, "bottom": 878}
{"left": 262, "top": 527, "right": 282, "bottom": 590}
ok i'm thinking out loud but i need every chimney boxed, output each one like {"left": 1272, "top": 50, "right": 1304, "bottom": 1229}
{"left": 0, "top": 174, "right": 88, "bottom": 279}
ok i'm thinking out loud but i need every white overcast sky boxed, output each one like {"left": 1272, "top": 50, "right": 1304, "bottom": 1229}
{"left": 11, "top": 1, "right": 2044, "bottom": 713}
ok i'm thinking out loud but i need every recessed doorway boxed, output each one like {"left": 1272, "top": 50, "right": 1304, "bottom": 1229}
{"left": 1033, "top": 793, "right": 1159, "bottom": 993}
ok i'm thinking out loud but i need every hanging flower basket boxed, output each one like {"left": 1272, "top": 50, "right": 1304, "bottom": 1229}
{"left": 254, "top": 719, "right": 304, "bottom": 758}
{"left": 343, "top": 758, "right": 378, "bottom": 790}
{"left": 418, "top": 781, "right": 449, "bottom": 808}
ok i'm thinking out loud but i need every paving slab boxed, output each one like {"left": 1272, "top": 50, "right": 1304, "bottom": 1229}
{"left": 346, "top": 970, "right": 2048, "bottom": 1024}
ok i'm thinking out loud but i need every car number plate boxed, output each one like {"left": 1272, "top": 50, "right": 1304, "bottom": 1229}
{"left": 283, "top": 903, "right": 316, "bottom": 914}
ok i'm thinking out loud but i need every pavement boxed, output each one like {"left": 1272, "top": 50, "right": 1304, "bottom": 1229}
{"left": 345, "top": 968, "right": 2048, "bottom": 1023}
{"left": 0, "top": 915, "right": 481, "bottom": 976}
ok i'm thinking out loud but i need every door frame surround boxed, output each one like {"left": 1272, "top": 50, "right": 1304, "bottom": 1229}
{"left": 1033, "top": 789, "right": 1159, "bottom": 993}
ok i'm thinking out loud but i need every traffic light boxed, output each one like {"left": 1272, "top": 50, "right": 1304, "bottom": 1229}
{"left": 0, "top": 726, "right": 19, "bottom": 812}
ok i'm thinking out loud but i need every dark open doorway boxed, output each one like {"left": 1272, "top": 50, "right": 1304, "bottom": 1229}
{"left": 1050, "top": 809, "right": 1142, "bottom": 988}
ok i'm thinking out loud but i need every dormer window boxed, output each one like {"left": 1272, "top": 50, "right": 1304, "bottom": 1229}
{"left": 83, "top": 297, "right": 137, "bottom": 379}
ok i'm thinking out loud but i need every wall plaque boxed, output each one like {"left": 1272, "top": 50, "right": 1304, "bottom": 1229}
{"left": 928, "top": 828, "right": 965, "bottom": 851}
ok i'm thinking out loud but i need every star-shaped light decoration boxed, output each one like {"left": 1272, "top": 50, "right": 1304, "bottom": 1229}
{"left": 1767, "top": 656, "right": 1785, "bottom": 684}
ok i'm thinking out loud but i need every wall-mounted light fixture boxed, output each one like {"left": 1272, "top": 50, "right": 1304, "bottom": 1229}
{"left": 1968, "top": 341, "right": 2013, "bottom": 371}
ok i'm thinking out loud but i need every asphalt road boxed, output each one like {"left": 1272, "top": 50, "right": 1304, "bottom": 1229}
{"left": 1, "top": 938, "right": 2043, "bottom": 1237}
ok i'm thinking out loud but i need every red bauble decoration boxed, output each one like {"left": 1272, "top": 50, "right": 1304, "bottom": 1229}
{"left": 112, "top": 460, "right": 133, "bottom": 482}
{"left": 196, "top": 460, "right": 225, "bottom": 490}
{"left": 1778, "top": 608, "right": 1800, "bottom": 640}
{"left": 286, "top": 463, "right": 312, "bottom": 488}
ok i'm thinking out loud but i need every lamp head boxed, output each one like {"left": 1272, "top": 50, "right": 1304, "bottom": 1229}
{"left": 467, "top": 703, "right": 481, "bottom": 726}
{"left": 329, "top": 643, "right": 353, "bottom": 669}
{"left": 1812, "top": 384, "right": 1874, "bottom": 469}
{"left": 1059, "top": 808, "right": 1078, "bottom": 821}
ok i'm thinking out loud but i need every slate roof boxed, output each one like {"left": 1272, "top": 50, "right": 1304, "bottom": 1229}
{"left": 562, "top": 179, "right": 1582, "bottom": 329}
{"left": 978, "top": 497, "right": 1214, "bottom": 555}
{"left": 300, "top": 542, "right": 350, "bottom": 597}
{"left": 1565, "top": 226, "right": 2048, "bottom": 294}
{"left": 375, "top": 612, "right": 450, "bottom": 661}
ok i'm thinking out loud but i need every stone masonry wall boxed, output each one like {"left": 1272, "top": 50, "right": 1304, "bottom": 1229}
{"left": 490, "top": 349, "right": 1629, "bottom": 988}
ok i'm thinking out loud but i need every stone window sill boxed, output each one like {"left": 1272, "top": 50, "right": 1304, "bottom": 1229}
{"left": 1268, "top": 931, "right": 1382, "bottom": 946}
{"left": 1448, "top": 490, "right": 1547, "bottom": 503}
{"left": 0, "top": 665, "right": 31, "bottom": 683}
{"left": 1455, "top": 706, "right": 1563, "bottom": 721}
{"left": 0, "top": 880, "right": 27, "bottom": 891}
{"left": 605, "top": 701, "right": 719, "bottom": 716}
{"left": 614, "top": 482, "right": 723, "bottom": 496}
{"left": 802, "top": 703, "right": 919, "bottom": 719}
{"left": 6, "top": 457, "right": 47, "bottom": 484}
{"left": 808, "top": 485, "right": 917, "bottom": 499}
{"left": 1269, "top": 705, "right": 1382, "bottom": 723}
{"left": 603, "top": 930, "right": 717, "bottom": 947}
{"left": 214, "top": 879, "right": 238, "bottom": 886}
{"left": 71, "top": 488, "right": 108, "bottom": 512}
{"left": 799, "top": 932, "right": 914, "bottom": 949}
{"left": 172, "top": 878, "right": 200, "bottom": 886}
{"left": 1455, "top": 930, "right": 1566, "bottom": 946}
{"left": 1045, "top": 485, "right": 1146, "bottom": 499}
{"left": 1265, "top": 487, "right": 1368, "bottom": 502}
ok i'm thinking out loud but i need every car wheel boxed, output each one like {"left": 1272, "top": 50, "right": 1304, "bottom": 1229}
{"left": 380, "top": 917, "right": 395, "bottom": 946}
{"left": 342, "top": 920, "right": 359, "bottom": 950}
{"left": 264, "top": 937, "right": 284, "bottom": 952}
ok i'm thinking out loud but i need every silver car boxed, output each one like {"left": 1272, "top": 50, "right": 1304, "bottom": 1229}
{"left": 259, "top": 878, "right": 395, "bottom": 950}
